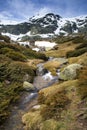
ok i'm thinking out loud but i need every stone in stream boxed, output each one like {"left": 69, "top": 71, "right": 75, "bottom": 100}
{"left": 59, "top": 63, "right": 83, "bottom": 80}
{"left": 23, "top": 81, "right": 35, "bottom": 91}
{"left": 36, "top": 63, "right": 48, "bottom": 76}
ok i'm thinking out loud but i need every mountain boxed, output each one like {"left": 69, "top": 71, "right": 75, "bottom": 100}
{"left": 0, "top": 13, "right": 87, "bottom": 41}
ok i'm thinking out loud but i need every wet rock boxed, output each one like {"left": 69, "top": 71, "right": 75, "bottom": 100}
{"left": 59, "top": 63, "right": 82, "bottom": 80}
{"left": 23, "top": 81, "right": 35, "bottom": 91}
{"left": 36, "top": 63, "right": 48, "bottom": 76}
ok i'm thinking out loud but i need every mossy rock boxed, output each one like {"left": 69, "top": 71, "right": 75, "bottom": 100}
{"left": 59, "top": 64, "right": 82, "bottom": 80}
{"left": 23, "top": 81, "right": 35, "bottom": 91}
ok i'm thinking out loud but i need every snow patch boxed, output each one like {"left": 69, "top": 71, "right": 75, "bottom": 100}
{"left": 18, "top": 41, "right": 30, "bottom": 45}
{"left": 35, "top": 41, "right": 56, "bottom": 48}
{"left": 2, "top": 33, "right": 25, "bottom": 41}
{"left": 32, "top": 48, "right": 40, "bottom": 52}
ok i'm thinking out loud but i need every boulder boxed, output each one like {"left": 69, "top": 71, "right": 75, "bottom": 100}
{"left": 23, "top": 81, "right": 35, "bottom": 91}
{"left": 59, "top": 64, "right": 82, "bottom": 80}
{"left": 53, "top": 58, "right": 68, "bottom": 65}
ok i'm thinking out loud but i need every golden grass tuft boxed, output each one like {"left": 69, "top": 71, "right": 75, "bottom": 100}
{"left": 44, "top": 61, "right": 61, "bottom": 75}
{"left": 68, "top": 52, "right": 87, "bottom": 65}
{"left": 22, "top": 111, "right": 42, "bottom": 130}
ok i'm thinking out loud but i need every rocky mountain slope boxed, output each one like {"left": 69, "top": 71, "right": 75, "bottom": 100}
{"left": 0, "top": 13, "right": 87, "bottom": 41}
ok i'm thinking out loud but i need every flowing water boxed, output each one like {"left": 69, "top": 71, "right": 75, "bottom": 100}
{"left": 0, "top": 58, "right": 59, "bottom": 130}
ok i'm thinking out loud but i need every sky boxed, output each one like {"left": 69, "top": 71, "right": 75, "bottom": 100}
{"left": 0, "top": 0, "right": 87, "bottom": 21}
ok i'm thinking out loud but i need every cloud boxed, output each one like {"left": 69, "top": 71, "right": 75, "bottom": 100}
{"left": 0, "top": 0, "right": 87, "bottom": 21}
{"left": 35, "top": 7, "right": 51, "bottom": 17}
{"left": 5, "top": 0, "right": 52, "bottom": 20}
{"left": 0, "top": 11, "right": 15, "bottom": 21}
{"left": 7, "top": 0, "right": 36, "bottom": 19}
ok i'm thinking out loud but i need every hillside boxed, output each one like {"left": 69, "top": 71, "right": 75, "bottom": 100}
{"left": 0, "top": 34, "right": 47, "bottom": 125}
{"left": 22, "top": 36, "right": 87, "bottom": 130}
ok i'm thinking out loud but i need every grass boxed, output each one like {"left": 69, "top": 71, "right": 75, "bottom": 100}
{"left": 22, "top": 36, "right": 87, "bottom": 130}
{"left": 77, "top": 66, "right": 87, "bottom": 99}
{"left": 22, "top": 64, "right": 87, "bottom": 130}
{"left": 22, "top": 111, "right": 42, "bottom": 130}
{"left": 68, "top": 52, "right": 87, "bottom": 65}
{"left": 46, "top": 41, "right": 78, "bottom": 57}
{"left": 44, "top": 61, "right": 61, "bottom": 75}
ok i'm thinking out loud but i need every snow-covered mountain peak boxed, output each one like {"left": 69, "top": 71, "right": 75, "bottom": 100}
{"left": 0, "top": 13, "right": 87, "bottom": 41}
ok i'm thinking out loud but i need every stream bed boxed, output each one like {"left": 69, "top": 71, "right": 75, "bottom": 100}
{"left": 0, "top": 59, "right": 59, "bottom": 130}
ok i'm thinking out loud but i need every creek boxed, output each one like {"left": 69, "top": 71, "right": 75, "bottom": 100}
{"left": 1, "top": 57, "right": 60, "bottom": 130}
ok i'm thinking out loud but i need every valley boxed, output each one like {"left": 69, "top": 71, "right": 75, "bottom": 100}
{"left": 0, "top": 13, "right": 87, "bottom": 130}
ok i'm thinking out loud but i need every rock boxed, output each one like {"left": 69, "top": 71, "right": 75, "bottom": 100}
{"left": 23, "top": 81, "right": 35, "bottom": 91}
{"left": 32, "top": 105, "right": 40, "bottom": 110}
{"left": 23, "top": 74, "right": 30, "bottom": 81}
{"left": 39, "top": 46, "right": 45, "bottom": 52}
{"left": 59, "top": 63, "right": 82, "bottom": 80}
{"left": 36, "top": 63, "right": 48, "bottom": 76}
{"left": 5, "top": 80, "right": 11, "bottom": 85}
{"left": 52, "top": 45, "right": 59, "bottom": 50}
{"left": 53, "top": 58, "right": 68, "bottom": 65}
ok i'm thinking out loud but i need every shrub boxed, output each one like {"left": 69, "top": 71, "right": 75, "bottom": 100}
{"left": 66, "top": 47, "right": 87, "bottom": 58}
{"left": 0, "top": 35, "right": 10, "bottom": 43}
{"left": 0, "top": 82, "right": 22, "bottom": 123}
{"left": 23, "top": 48, "right": 47, "bottom": 60}
{"left": 7, "top": 62, "right": 35, "bottom": 82}
{"left": 0, "top": 47, "right": 13, "bottom": 54}
{"left": 72, "top": 36, "right": 84, "bottom": 43}
{"left": 0, "top": 54, "right": 11, "bottom": 63}
{"left": 75, "top": 43, "right": 87, "bottom": 50}
{"left": 6, "top": 51, "right": 27, "bottom": 61}
{"left": 0, "top": 62, "right": 9, "bottom": 82}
